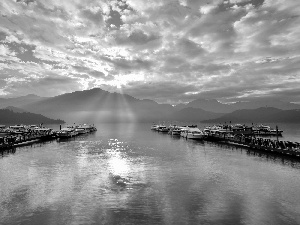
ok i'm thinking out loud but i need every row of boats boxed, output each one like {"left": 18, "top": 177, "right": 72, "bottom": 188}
{"left": 0, "top": 123, "right": 97, "bottom": 151}
{"left": 151, "top": 123, "right": 283, "bottom": 140}
{"left": 151, "top": 124, "right": 205, "bottom": 140}
{"left": 0, "top": 124, "right": 97, "bottom": 139}
{"left": 151, "top": 123, "right": 300, "bottom": 157}
{"left": 56, "top": 124, "right": 97, "bottom": 138}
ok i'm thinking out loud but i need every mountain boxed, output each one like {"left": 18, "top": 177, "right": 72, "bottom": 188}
{"left": 173, "top": 103, "right": 188, "bottom": 111}
{"left": 169, "top": 107, "right": 224, "bottom": 122}
{"left": 0, "top": 108, "right": 65, "bottom": 125}
{"left": 180, "top": 99, "right": 233, "bottom": 113}
{"left": 202, "top": 107, "right": 300, "bottom": 123}
{"left": 4, "top": 106, "right": 28, "bottom": 113}
{"left": 0, "top": 94, "right": 48, "bottom": 108}
{"left": 15, "top": 88, "right": 300, "bottom": 123}
{"left": 174, "top": 98, "right": 300, "bottom": 113}
{"left": 231, "top": 100, "right": 300, "bottom": 111}
{"left": 20, "top": 88, "right": 175, "bottom": 123}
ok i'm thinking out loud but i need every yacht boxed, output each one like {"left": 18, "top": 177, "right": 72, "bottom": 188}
{"left": 157, "top": 125, "right": 168, "bottom": 133}
{"left": 168, "top": 125, "right": 181, "bottom": 136}
{"left": 184, "top": 127, "right": 205, "bottom": 140}
{"left": 8, "top": 125, "right": 27, "bottom": 134}
{"left": 253, "top": 124, "right": 283, "bottom": 135}
{"left": 180, "top": 127, "right": 189, "bottom": 137}
{"left": 151, "top": 124, "right": 159, "bottom": 130}
{"left": 56, "top": 128, "right": 77, "bottom": 138}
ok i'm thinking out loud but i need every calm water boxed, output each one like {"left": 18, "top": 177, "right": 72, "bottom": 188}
{"left": 1, "top": 123, "right": 300, "bottom": 225}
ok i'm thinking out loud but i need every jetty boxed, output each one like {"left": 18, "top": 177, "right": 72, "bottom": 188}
{"left": 0, "top": 124, "right": 97, "bottom": 152}
{"left": 152, "top": 123, "right": 300, "bottom": 159}
{"left": 205, "top": 133, "right": 300, "bottom": 157}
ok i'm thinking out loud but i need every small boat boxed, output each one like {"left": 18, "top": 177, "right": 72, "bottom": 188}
{"left": 151, "top": 124, "right": 159, "bottom": 130}
{"left": 184, "top": 127, "right": 205, "bottom": 140}
{"left": 157, "top": 125, "right": 168, "bottom": 132}
{"left": 168, "top": 125, "right": 182, "bottom": 136}
{"left": 75, "top": 128, "right": 88, "bottom": 134}
{"left": 0, "top": 125, "right": 10, "bottom": 134}
{"left": 56, "top": 128, "right": 77, "bottom": 138}
{"left": 7, "top": 124, "right": 27, "bottom": 134}
{"left": 77, "top": 124, "right": 97, "bottom": 132}
{"left": 171, "top": 128, "right": 182, "bottom": 136}
{"left": 231, "top": 124, "right": 253, "bottom": 135}
{"left": 180, "top": 127, "right": 189, "bottom": 137}
{"left": 253, "top": 124, "right": 283, "bottom": 136}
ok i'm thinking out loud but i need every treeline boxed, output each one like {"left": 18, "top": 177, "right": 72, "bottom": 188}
{"left": 0, "top": 109, "right": 64, "bottom": 124}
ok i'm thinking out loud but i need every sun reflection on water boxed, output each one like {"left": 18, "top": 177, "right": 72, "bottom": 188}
{"left": 108, "top": 155, "right": 130, "bottom": 175}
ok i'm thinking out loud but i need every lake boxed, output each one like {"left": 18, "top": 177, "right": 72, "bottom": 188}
{"left": 1, "top": 122, "right": 300, "bottom": 225}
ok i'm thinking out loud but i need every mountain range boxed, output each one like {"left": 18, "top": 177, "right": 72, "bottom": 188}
{"left": 0, "top": 94, "right": 48, "bottom": 108}
{"left": 174, "top": 98, "right": 300, "bottom": 113}
{"left": 0, "top": 107, "right": 65, "bottom": 125}
{"left": 202, "top": 107, "right": 300, "bottom": 123}
{"left": 0, "top": 88, "right": 300, "bottom": 123}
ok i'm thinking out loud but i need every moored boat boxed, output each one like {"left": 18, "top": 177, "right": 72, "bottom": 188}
{"left": 185, "top": 127, "right": 205, "bottom": 140}
{"left": 151, "top": 124, "right": 159, "bottom": 130}
{"left": 168, "top": 125, "right": 181, "bottom": 135}
{"left": 56, "top": 128, "right": 77, "bottom": 138}
{"left": 157, "top": 125, "right": 168, "bottom": 132}
{"left": 253, "top": 124, "right": 283, "bottom": 136}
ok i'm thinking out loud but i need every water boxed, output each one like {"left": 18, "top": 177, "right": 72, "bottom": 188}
{"left": 1, "top": 123, "right": 300, "bottom": 225}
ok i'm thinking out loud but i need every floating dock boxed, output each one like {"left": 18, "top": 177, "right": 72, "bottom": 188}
{"left": 205, "top": 134, "right": 300, "bottom": 158}
{"left": 0, "top": 125, "right": 97, "bottom": 152}
{"left": 0, "top": 133, "right": 56, "bottom": 151}
{"left": 152, "top": 124, "right": 300, "bottom": 159}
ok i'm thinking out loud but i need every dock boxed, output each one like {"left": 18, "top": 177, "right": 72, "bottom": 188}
{"left": 0, "top": 124, "right": 97, "bottom": 153}
{"left": 152, "top": 124, "right": 300, "bottom": 159}
{"left": 205, "top": 133, "right": 300, "bottom": 157}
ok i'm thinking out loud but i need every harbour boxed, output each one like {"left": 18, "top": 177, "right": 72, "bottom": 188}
{"left": 152, "top": 123, "right": 300, "bottom": 159}
{"left": 1, "top": 122, "right": 300, "bottom": 225}
{"left": 0, "top": 124, "right": 97, "bottom": 152}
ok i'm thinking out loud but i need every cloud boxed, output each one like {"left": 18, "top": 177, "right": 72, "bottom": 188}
{"left": 0, "top": 44, "right": 16, "bottom": 57}
{"left": 0, "top": 0, "right": 299, "bottom": 104}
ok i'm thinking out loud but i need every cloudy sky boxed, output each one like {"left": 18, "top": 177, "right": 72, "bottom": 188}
{"left": 0, "top": 0, "right": 300, "bottom": 104}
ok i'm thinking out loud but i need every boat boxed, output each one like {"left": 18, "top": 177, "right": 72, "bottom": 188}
{"left": 7, "top": 125, "right": 27, "bottom": 134}
{"left": 203, "top": 125, "right": 227, "bottom": 135}
{"left": 172, "top": 128, "right": 182, "bottom": 136}
{"left": 77, "top": 124, "right": 97, "bottom": 133}
{"left": 253, "top": 124, "right": 283, "bottom": 136}
{"left": 151, "top": 124, "right": 159, "bottom": 130}
{"left": 168, "top": 125, "right": 181, "bottom": 135}
{"left": 75, "top": 127, "right": 88, "bottom": 134}
{"left": 56, "top": 128, "right": 77, "bottom": 138}
{"left": 157, "top": 125, "right": 168, "bottom": 132}
{"left": 185, "top": 127, "right": 205, "bottom": 140}
{"left": 0, "top": 125, "right": 10, "bottom": 134}
{"left": 180, "top": 127, "right": 189, "bottom": 137}
{"left": 231, "top": 124, "right": 253, "bottom": 135}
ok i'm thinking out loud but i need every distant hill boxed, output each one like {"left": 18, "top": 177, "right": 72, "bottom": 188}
{"left": 202, "top": 107, "right": 300, "bottom": 123}
{"left": 4, "top": 106, "right": 27, "bottom": 113}
{"left": 0, "top": 108, "right": 65, "bottom": 125}
{"left": 9, "top": 88, "right": 300, "bottom": 123}
{"left": 231, "top": 99, "right": 300, "bottom": 111}
{"left": 169, "top": 107, "right": 223, "bottom": 122}
{"left": 179, "top": 99, "right": 233, "bottom": 113}
{"left": 174, "top": 98, "right": 300, "bottom": 113}
{"left": 20, "top": 88, "right": 175, "bottom": 123}
{"left": 0, "top": 94, "right": 48, "bottom": 108}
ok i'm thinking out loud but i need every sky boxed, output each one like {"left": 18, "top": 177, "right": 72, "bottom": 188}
{"left": 0, "top": 0, "right": 300, "bottom": 104}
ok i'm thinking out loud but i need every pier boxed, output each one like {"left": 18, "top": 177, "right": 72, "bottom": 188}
{"left": 0, "top": 130, "right": 56, "bottom": 152}
{"left": 152, "top": 124, "right": 300, "bottom": 159}
{"left": 205, "top": 133, "right": 300, "bottom": 158}
{"left": 0, "top": 124, "right": 97, "bottom": 152}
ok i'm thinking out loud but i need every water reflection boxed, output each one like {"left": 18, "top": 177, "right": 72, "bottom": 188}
{"left": 1, "top": 123, "right": 300, "bottom": 225}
